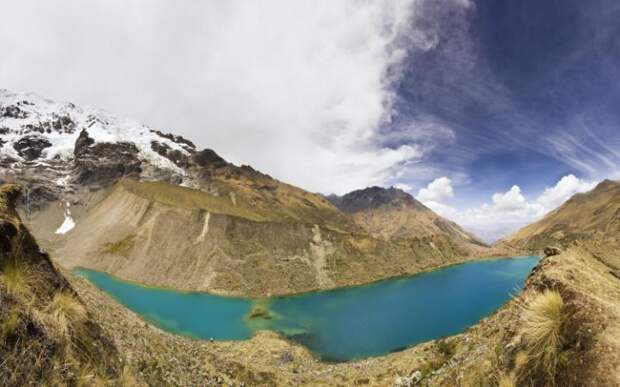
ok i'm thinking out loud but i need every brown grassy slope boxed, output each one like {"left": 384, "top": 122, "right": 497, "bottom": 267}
{"left": 501, "top": 179, "right": 620, "bottom": 266}
{"left": 47, "top": 180, "right": 489, "bottom": 296}
{"left": 187, "top": 162, "right": 361, "bottom": 233}
{"left": 0, "top": 184, "right": 129, "bottom": 386}
{"left": 423, "top": 244, "right": 620, "bottom": 387}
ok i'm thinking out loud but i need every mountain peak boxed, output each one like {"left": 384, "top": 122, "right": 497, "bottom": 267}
{"left": 328, "top": 185, "right": 426, "bottom": 213}
{"left": 0, "top": 89, "right": 193, "bottom": 174}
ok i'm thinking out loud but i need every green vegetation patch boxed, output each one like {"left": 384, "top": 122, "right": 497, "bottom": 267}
{"left": 100, "top": 235, "right": 136, "bottom": 256}
{"left": 248, "top": 306, "right": 272, "bottom": 320}
{"left": 119, "top": 179, "right": 270, "bottom": 222}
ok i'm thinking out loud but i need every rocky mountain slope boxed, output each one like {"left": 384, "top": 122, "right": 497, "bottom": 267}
{"left": 40, "top": 178, "right": 487, "bottom": 296}
{"left": 328, "top": 186, "right": 488, "bottom": 254}
{"left": 500, "top": 179, "right": 620, "bottom": 269}
{"left": 0, "top": 90, "right": 491, "bottom": 296}
{"left": 0, "top": 184, "right": 130, "bottom": 386}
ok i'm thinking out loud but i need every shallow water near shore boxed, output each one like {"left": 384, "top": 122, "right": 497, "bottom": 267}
{"left": 74, "top": 256, "right": 539, "bottom": 361}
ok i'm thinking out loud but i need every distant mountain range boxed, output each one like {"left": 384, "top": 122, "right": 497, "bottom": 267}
{"left": 1, "top": 90, "right": 501, "bottom": 296}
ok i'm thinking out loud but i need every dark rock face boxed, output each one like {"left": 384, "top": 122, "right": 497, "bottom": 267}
{"left": 150, "top": 129, "right": 196, "bottom": 152}
{"left": 150, "top": 140, "right": 190, "bottom": 168}
{"left": 48, "top": 114, "right": 76, "bottom": 134}
{"left": 150, "top": 140, "right": 170, "bottom": 157}
{"left": 22, "top": 116, "right": 75, "bottom": 135}
{"left": 328, "top": 186, "right": 427, "bottom": 213}
{"left": 74, "top": 129, "right": 95, "bottom": 157}
{"left": 1, "top": 104, "right": 28, "bottom": 119}
{"left": 544, "top": 246, "right": 561, "bottom": 257}
{"left": 192, "top": 148, "right": 227, "bottom": 168}
{"left": 12, "top": 136, "right": 52, "bottom": 160}
{"left": 73, "top": 130, "right": 142, "bottom": 187}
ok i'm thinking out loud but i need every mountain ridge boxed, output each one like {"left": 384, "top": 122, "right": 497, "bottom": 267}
{"left": 1, "top": 89, "right": 494, "bottom": 296}
{"left": 328, "top": 185, "right": 487, "bottom": 253}
{"left": 498, "top": 178, "right": 620, "bottom": 268}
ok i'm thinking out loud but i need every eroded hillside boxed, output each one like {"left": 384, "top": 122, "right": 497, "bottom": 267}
{"left": 34, "top": 179, "right": 489, "bottom": 296}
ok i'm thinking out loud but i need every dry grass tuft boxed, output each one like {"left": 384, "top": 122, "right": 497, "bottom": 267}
{"left": 118, "top": 365, "right": 139, "bottom": 387}
{"left": 513, "top": 350, "right": 528, "bottom": 370}
{"left": 43, "top": 292, "right": 88, "bottom": 338}
{"left": 498, "top": 373, "right": 517, "bottom": 387}
{"left": 1, "top": 259, "right": 31, "bottom": 297}
{"left": 0, "top": 306, "right": 21, "bottom": 343}
{"left": 517, "top": 290, "right": 566, "bottom": 384}
{"left": 100, "top": 235, "right": 136, "bottom": 256}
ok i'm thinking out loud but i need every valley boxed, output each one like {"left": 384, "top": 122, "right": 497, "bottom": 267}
{"left": 2, "top": 90, "right": 619, "bottom": 386}
{"left": 0, "top": 90, "right": 512, "bottom": 297}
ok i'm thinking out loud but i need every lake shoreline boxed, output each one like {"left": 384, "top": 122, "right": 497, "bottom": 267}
{"left": 73, "top": 256, "right": 539, "bottom": 361}
{"left": 72, "top": 252, "right": 534, "bottom": 299}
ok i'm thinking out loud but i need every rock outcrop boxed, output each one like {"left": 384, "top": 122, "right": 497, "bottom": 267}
{"left": 543, "top": 246, "right": 561, "bottom": 257}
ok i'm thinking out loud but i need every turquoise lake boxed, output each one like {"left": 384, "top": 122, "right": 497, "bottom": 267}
{"left": 74, "top": 256, "right": 538, "bottom": 362}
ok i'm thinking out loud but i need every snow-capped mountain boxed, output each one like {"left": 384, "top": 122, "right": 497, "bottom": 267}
{"left": 0, "top": 89, "right": 226, "bottom": 209}
{"left": 0, "top": 90, "right": 191, "bottom": 168}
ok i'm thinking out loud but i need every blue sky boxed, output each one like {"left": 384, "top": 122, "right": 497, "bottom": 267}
{"left": 378, "top": 0, "right": 620, "bottom": 240}
{"left": 1, "top": 0, "right": 618, "bottom": 241}
{"left": 391, "top": 0, "right": 620, "bottom": 189}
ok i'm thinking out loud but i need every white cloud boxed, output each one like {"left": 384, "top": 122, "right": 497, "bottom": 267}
{"left": 417, "top": 174, "right": 598, "bottom": 242}
{"left": 417, "top": 177, "right": 454, "bottom": 202}
{"left": 0, "top": 0, "right": 466, "bottom": 194}
{"left": 536, "top": 174, "right": 597, "bottom": 209}
{"left": 422, "top": 200, "right": 460, "bottom": 219}
{"left": 491, "top": 185, "right": 541, "bottom": 213}
{"left": 394, "top": 183, "right": 413, "bottom": 192}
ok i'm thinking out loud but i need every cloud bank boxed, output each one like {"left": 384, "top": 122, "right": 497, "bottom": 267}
{"left": 0, "top": 0, "right": 474, "bottom": 194}
{"left": 418, "top": 174, "right": 597, "bottom": 242}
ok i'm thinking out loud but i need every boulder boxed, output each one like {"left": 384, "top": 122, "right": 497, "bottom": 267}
{"left": 393, "top": 370, "right": 422, "bottom": 387}
{"left": 543, "top": 246, "right": 561, "bottom": 257}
